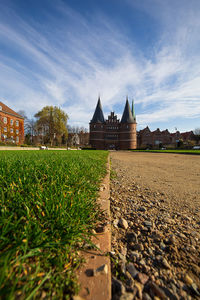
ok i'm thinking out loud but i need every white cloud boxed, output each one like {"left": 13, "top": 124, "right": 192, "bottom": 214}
{"left": 0, "top": 0, "right": 200, "bottom": 131}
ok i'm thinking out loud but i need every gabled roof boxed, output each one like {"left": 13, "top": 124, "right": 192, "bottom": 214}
{"left": 121, "top": 98, "right": 135, "bottom": 123}
{"left": 152, "top": 128, "right": 161, "bottom": 134}
{"left": 90, "top": 97, "right": 105, "bottom": 123}
{"left": 0, "top": 101, "right": 24, "bottom": 119}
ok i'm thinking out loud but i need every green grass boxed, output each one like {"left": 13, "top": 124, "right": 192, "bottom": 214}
{"left": 131, "top": 149, "right": 200, "bottom": 155}
{"left": 0, "top": 150, "right": 108, "bottom": 299}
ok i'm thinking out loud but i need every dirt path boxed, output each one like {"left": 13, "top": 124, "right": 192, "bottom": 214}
{"left": 111, "top": 151, "right": 200, "bottom": 218}
{"left": 110, "top": 151, "right": 200, "bottom": 299}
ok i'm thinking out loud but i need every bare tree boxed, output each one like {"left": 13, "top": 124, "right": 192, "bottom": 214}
{"left": 194, "top": 128, "right": 200, "bottom": 143}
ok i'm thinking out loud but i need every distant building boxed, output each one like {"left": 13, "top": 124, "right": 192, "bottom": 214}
{"left": 89, "top": 97, "right": 137, "bottom": 150}
{"left": 0, "top": 101, "right": 24, "bottom": 144}
{"left": 137, "top": 126, "right": 194, "bottom": 148}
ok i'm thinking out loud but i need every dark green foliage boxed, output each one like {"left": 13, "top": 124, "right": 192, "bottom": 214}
{"left": 0, "top": 150, "right": 108, "bottom": 299}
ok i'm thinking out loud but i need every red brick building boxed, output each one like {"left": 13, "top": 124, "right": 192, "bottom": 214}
{"left": 89, "top": 97, "right": 137, "bottom": 150}
{"left": 0, "top": 101, "right": 24, "bottom": 144}
{"left": 137, "top": 126, "right": 194, "bottom": 148}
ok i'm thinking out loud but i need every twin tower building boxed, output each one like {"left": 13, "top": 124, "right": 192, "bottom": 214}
{"left": 89, "top": 97, "right": 137, "bottom": 150}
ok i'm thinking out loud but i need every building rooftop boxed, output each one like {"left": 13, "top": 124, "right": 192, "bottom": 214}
{"left": 0, "top": 101, "right": 24, "bottom": 119}
{"left": 121, "top": 99, "right": 135, "bottom": 123}
{"left": 90, "top": 97, "right": 105, "bottom": 123}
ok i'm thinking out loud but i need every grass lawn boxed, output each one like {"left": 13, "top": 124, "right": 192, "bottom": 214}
{"left": 0, "top": 150, "right": 108, "bottom": 299}
{"left": 131, "top": 149, "right": 200, "bottom": 155}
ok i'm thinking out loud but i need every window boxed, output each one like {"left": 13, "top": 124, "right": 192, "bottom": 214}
{"left": 10, "top": 119, "right": 13, "bottom": 125}
{"left": 0, "top": 106, "right": 2, "bottom": 110}
{"left": 4, "top": 135, "right": 7, "bottom": 139}
{"left": 4, "top": 127, "right": 7, "bottom": 132}
{"left": 16, "top": 136, "right": 19, "bottom": 142}
{"left": 4, "top": 117, "right": 7, "bottom": 124}
{"left": 16, "top": 120, "right": 19, "bottom": 126}
{"left": 10, "top": 128, "right": 13, "bottom": 133}
{"left": 16, "top": 129, "right": 19, "bottom": 134}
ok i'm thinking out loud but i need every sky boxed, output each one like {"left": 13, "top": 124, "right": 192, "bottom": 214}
{"left": 0, "top": 0, "right": 200, "bottom": 132}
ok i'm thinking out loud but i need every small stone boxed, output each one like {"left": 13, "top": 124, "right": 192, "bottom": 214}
{"left": 136, "top": 272, "right": 149, "bottom": 285}
{"left": 113, "top": 219, "right": 119, "bottom": 227}
{"left": 120, "top": 261, "right": 126, "bottom": 274}
{"left": 95, "top": 225, "right": 105, "bottom": 233}
{"left": 85, "top": 269, "right": 94, "bottom": 277}
{"left": 179, "top": 289, "right": 188, "bottom": 298}
{"left": 190, "top": 283, "right": 200, "bottom": 296}
{"left": 160, "top": 242, "right": 166, "bottom": 251}
{"left": 168, "top": 235, "right": 176, "bottom": 244}
{"left": 112, "top": 277, "right": 126, "bottom": 296}
{"left": 126, "top": 262, "right": 138, "bottom": 279}
{"left": 133, "top": 243, "right": 144, "bottom": 251}
{"left": 148, "top": 248, "right": 154, "bottom": 256}
{"left": 95, "top": 264, "right": 108, "bottom": 275}
{"left": 144, "top": 221, "right": 153, "bottom": 228}
{"left": 184, "top": 274, "right": 193, "bottom": 285}
{"left": 127, "top": 233, "right": 138, "bottom": 243}
{"left": 129, "top": 251, "right": 141, "bottom": 261}
{"left": 139, "top": 258, "right": 146, "bottom": 266}
{"left": 162, "top": 258, "right": 171, "bottom": 269}
{"left": 143, "top": 293, "right": 152, "bottom": 300}
{"left": 120, "top": 246, "right": 127, "bottom": 257}
{"left": 163, "top": 217, "right": 174, "bottom": 224}
{"left": 119, "top": 292, "right": 134, "bottom": 300}
{"left": 118, "top": 253, "right": 126, "bottom": 261}
{"left": 118, "top": 218, "right": 129, "bottom": 229}
{"left": 178, "top": 232, "right": 186, "bottom": 239}
{"left": 138, "top": 206, "right": 146, "bottom": 212}
{"left": 135, "top": 281, "right": 143, "bottom": 299}
{"left": 149, "top": 282, "right": 167, "bottom": 299}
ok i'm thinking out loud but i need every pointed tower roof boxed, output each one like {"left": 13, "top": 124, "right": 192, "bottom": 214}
{"left": 131, "top": 99, "right": 136, "bottom": 121}
{"left": 121, "top": 97, "right": 135, "bottom": 123}
{"left": 90, "top": 97, "right": 105, "bottom": 123}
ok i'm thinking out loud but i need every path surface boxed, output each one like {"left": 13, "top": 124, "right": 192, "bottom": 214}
{"left": 110, "top": 151, "right": 200, "bottom": 299}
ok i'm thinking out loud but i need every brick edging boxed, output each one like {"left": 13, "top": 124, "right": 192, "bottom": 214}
{"left": 76, "top": 154, "right": 111, "bottom": 300}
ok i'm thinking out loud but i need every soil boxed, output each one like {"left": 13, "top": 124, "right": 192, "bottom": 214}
{"left": 111, "top": 152, "right": 200, "bottom": 218}
{"left": 110, "top": 151, "right": 200, "bottom": 299}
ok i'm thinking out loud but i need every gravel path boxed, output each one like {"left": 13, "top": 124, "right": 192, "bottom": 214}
{"left": 110, "top": 151, "right": 200, "bottom": 300}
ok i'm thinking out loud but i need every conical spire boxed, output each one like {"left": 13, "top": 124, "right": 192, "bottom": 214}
{"left": 121, "top": 97, "right": 135, "bottom": 123}
{"left": 131, "top": 99, "right": 136, "bottom": 121}
{"left": 91, "top": 97, "right": 105, "bottom": 123}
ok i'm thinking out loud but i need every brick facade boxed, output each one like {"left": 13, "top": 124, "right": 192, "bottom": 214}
{"left": 137, "top": 126, "right": 194, "bottom": 148}
{"left": 89, "top": 98, "right": 137, "bottom": 150}
{"left": 0, "top": 102, "right": 24, "bottom": 145}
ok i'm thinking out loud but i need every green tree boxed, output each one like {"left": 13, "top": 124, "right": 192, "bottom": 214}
{"left": 35, "top": 106, "right": 68, "bottom": 146}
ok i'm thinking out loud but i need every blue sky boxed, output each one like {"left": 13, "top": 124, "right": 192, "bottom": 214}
{"left": 0, "top": 0, "right": 200, "bottom": 132}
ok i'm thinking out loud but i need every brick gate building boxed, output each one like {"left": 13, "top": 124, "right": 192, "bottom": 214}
{"left": 89, "top": 97, "right": 137, "bottom": 150}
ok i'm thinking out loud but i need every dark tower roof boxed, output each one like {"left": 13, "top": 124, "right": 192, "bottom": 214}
{"left": 131, "top": 100, "right": 136, "bottom": 121}
{"left": 121, "top": 98, "right": 135, "bottom": 123}
{"left": 90, "top": 97, "right": 105, "bottom": 123}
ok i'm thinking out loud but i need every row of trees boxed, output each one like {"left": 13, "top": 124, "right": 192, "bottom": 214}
{"left": 19, "top": 106, "right": 88, "bottom": 147}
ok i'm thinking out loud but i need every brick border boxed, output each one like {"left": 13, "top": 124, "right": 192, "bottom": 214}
{"left": 76, "top": 155, "right": 111, "bottom": 300}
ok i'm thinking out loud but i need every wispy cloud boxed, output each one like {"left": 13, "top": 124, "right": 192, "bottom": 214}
{"left": 0, "top": 0, "right": 200, "bottom": 131}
